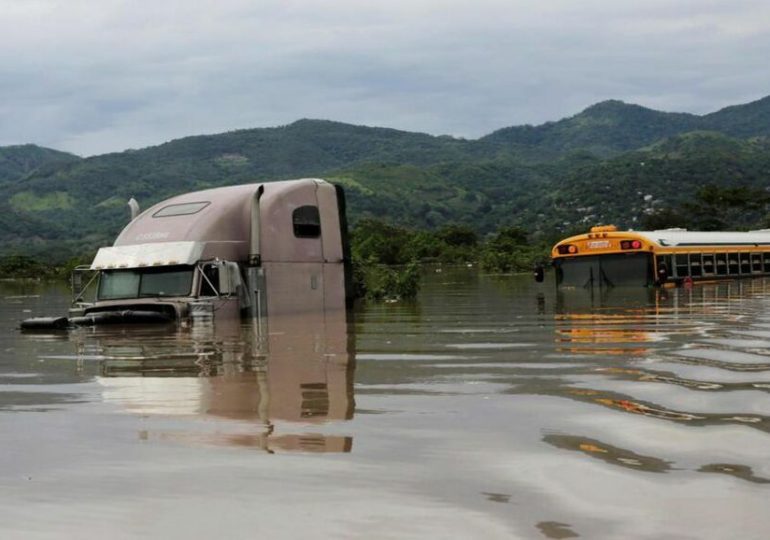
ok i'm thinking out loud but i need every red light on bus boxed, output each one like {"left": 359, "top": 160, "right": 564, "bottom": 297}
{"left": 557, "top": 244, "right": 578, "bottom": 255}
{"left": 620, "top": 240, "right": 643, "bottom": 250}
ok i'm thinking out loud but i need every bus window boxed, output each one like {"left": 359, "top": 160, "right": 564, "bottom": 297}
{"left": 554, "top": 257, "right": 593, "bottom": 287}
{"left": 655, "top": 255, "right": 672, "bottom": 282}
{"left": 740, "top": 253, "right": 751, "bottom": 274}
{"left": 763, "top": 252, "right": 770, "bottom": 272}
{"left": 555, "top": 253, "right": 652, "bottom": 288}
{"left": 675, "top": 254, "right": 689, "bottom": 277}
{"left": 751, "top": 253, "right": 762, "bottom": 273}
{"left": 702, "top": 254, "right": 715, "bottom": 276}
{"left": 689, "top": 253, "right": 702, "bottom": 277}
{"left": 597, "top": 253, "right": 653, "bottom": 286}
{"left": 728, "top": 253, "right": 740, "bottom": 274}
{"left": 715, "top": 253, "right": 728, "bottom": 276}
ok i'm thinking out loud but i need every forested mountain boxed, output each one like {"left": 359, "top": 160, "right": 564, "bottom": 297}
{"left": 536, "top": 132, "right": 770, "bottom": 231}
{"left": 2, "top": 95, "right": 770, "bottom": 260}
{"left": 0, "top": 144, "right": 80, "bottom": 183}
{"left": 482, "top": 95, "right": 770, "bottom": 158}
{"left": 701, "top": 95, "right": 770, "bottom": 137}
{"left": 481, "top": 100, "right": 702, "bottom": 158}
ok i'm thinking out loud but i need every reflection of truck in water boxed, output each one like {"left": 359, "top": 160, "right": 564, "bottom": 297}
{"left": 27, "top": 179, "right": 351, "bottom": 328}
{"left": 89, "top": 307, "right": 355, "bottom": 453}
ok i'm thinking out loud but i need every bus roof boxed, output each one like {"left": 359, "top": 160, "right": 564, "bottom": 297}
{"left": 634, "top": 229, "right": 770, "bottom": 247}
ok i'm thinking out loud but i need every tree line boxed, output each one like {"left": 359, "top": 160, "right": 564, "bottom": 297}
{"left": 0, "top": 220, "right": 551, "bottom": 302}
{"left": 349, "top": 219, "right": 551, "bottom": 300}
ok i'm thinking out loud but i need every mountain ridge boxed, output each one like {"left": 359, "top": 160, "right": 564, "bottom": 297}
{"left": 2, "top": 95, "right": 770, "bottom": 260}
{"left": 0, "top": 144, "right": 81, "bottom": 184}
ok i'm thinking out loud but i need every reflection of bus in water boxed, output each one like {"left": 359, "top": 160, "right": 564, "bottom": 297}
{"left": 552, "top": 278, "right": 770, "bottom": 356}
{"left": 552, "top": 286, "right": 663, "bottom": 356}
{"left": 552, "top": 225, "right": 770, "bottom": 288}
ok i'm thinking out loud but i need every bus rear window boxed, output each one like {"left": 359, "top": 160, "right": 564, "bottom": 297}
{"left": 556, "top": 253, "right": 652, "bottom": 288}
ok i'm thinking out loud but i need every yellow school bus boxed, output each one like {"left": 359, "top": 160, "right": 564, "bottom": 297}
{"left": 551, "top": 225, "right": 770, "bottom": 287}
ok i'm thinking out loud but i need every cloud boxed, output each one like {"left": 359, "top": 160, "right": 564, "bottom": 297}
{"left": 1, "top": 0, "right": 769, "bottom": 155}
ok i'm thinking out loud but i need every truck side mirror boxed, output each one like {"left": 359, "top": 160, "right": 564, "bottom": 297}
{"left": 218, "top": 262, "right": 242, "bottom": 296}
{"left": 217, "top": 261, "right": 232, "bottom": 295}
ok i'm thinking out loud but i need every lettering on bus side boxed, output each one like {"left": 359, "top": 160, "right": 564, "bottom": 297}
{"left": 587, "top": 240, "right": 610, "bottom": 249}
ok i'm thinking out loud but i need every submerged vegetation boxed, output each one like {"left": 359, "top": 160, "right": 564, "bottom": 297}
{"left": 349, "top": 219, "right": 547, "bottom": 269}
{"left": 0, "top": 255, "right": 60, "bottom": 280}
{"left": 349, "top": 219, "right": 550, "bottom": 301}
{"left": 0, "top": 254, "right": 92, "bottom": 281}
{"left": 351, "top": 259, "right": 421, "bottom": 302}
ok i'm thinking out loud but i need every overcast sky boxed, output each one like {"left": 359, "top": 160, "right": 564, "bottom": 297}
{"left": 1, "top": 0, "right": 769, "bottom": 156}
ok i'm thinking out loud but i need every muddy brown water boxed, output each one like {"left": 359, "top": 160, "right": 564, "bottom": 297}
{"left": 1, "top": 269, "right": 769, "bottom": 539}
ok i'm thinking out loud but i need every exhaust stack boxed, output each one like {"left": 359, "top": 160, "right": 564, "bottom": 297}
{"left": 127, "top": 198, "right": 140, "bottom": 221}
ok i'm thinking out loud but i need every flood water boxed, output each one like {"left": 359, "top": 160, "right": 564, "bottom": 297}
{"left": 1, "top": 268, "right": 769, "bottom": 539}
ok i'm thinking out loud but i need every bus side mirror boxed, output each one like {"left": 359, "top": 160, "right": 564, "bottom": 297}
{"left": 534, "top": 266, "right": 545, "bottom": 283}
{"left": 657, "top": 264, "right": 668, "bottom": 284}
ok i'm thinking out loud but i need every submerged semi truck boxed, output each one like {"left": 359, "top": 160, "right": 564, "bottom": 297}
{"left": 23, "top": 178, "right": 351, "bottom": 328}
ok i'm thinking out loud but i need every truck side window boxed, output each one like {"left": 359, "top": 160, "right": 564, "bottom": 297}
{"left": 200, "top": 264, "right": 219, "bottom": 296}
{"left": 293, "top": 206, "right": 321, "bottom": 238}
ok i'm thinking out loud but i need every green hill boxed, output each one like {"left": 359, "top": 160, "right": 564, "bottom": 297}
{"left": 3, "top": 95, "right": 770, "bottom": 260}
{"left": 539, "top": 132, "right": 770, "bottom": 231}
{"left": 484, "top": 100, "right": 702, "bottom": 158}
{"left": 0, "top": 144, "right": 80, "bottom": 183}
{"left": 334, "top": 132, "right": 770, "bottom": 235}
{"left": 0, "top": 121, "right": 493, "bottom": 253}
{"left": 702, "top": 95, "right": 770, "bottom": 138}
{"left": 482, "top": 96, "right": 770, "bottom": 159}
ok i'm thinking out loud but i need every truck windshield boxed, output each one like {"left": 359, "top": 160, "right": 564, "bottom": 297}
{"left": 555, "top": 253, "right": 653, "bottom": 288}
{"left": 98, "top": 266, "right": 194, "bottom": 300}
